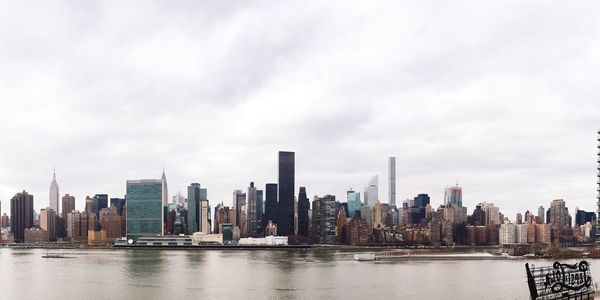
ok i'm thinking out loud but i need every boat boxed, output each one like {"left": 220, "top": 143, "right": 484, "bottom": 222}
{"left": 354, "top": 253, "right": 376, "bottom": 261}
{"left": 42, "top": 250, "right": 70, "bottom": 259}
{"left": 42, "top": 254, "right": 68, "bottom": 259}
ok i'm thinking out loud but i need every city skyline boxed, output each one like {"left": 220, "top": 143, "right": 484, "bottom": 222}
{"left": 0, "top": 146, "right": 597, "bottom": 223}
{"left": 1, "top": 2, "right": 600, "bottom": 221}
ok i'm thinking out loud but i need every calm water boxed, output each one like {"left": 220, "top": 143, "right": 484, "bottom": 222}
{"left": 0, "top": 248, "right": 597, "bottom": 299}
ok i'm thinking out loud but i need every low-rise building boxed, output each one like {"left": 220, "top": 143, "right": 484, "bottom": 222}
{"left": 238, "top": 235, "right": 288, "bottom": 246}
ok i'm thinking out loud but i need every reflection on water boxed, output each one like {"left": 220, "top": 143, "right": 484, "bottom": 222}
{"left": 2, "top": 248, "right": 594, "bottom": 299}
{"left": 125, "top": 249, "right": 165, "bottom": 279}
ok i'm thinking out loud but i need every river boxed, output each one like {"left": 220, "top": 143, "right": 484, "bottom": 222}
{"left": 0, "top": 248, "right": 596, "bottom": 299}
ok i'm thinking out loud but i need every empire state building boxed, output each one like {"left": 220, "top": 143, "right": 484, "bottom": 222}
{"left": 49, "top": 168, "right": 59, "bottom": 213}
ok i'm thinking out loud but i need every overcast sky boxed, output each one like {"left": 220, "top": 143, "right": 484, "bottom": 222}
{"left": 1, "top": 1, "right": 599, "bottom": 220}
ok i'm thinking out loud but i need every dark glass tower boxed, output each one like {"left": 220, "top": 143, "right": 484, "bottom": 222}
{"left": 277, "top": 151, "right": 295, "bottom": 236}
{"left": 91, "top": 194, "right": 108, "bottom": 220}
{"left": 10, "top": 191, "right": 34, "bottom": 243}
{"left": 298, "top": 187, "right": 309, "bottom": 237}
{"left": 263, "top": 183, "right": 278, "bottom": 231}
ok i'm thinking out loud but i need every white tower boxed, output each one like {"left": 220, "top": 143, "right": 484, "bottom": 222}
{"left": 161, "top": 168, "right": 169, "bottom": 207}
{"left": 364, "top": 175, "right": 378, "bottom": 207}
{"left": 388, "top": 157, "right": 396, "bottom": 207}
{"left": 49, "top": 167, "right": 59, "bottom": 213}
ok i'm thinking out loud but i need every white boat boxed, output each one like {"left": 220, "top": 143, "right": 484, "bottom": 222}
{"left": 354, "top": 253, "right": 376, "bottom": 261}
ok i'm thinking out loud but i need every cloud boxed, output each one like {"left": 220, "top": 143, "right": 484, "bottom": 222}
{"left": 0, "top": 1, "right": 600, "bottom": 221}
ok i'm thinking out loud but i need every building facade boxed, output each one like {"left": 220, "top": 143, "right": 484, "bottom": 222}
{"left": 277, "top": 151, "right": 295, "bottom": 236}
{"left": 311, "top": 195, "right": 337, "bottom": 244}
{"left": 388, "top": 157, "right": 396, "bottom": 207}
{"left": 49, "top": 169, "right": 59, "bottom": 214}
{"left": 364, "top": 175, "right": 378, "bottom": 207}
{"left": 11, "top": 191, "right": 34, "bottom": 243}
{"left": 297, "top": 187, "right": 309, "bottom": 237}
{"left": 126, "top": 179, "right": 163, "bottom": 241}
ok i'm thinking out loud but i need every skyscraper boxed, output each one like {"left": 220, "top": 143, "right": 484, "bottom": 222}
{"left": 199, "top": 199, "right": 210, "bottom": 234}
{"left": 310, "top": 195, "right": 336, "bottom": 244}
{"left": 444, "top": 185, "right": 463, "bottom": 207}
{"left": 364, "top": 175, "right": 378, "bottom": 207}
{"left": 40, "top": 208, "right": 57, "bottom": 242}
{"left": 277, "top": 151, "right": 295, "bottom": 236}
{"left": 480, "top": 202, "right": 500, "bottom": 225}
{"left": 263, "top": 183, "right": 277, "bottom": 230}
{"left": 126, "top": 179, "right": 163, "bottom": 241}
{"left": 550, "top": 199, "right": 567, "bottom": 229}
{"left": 187, "top": 183, "right": 200, "bottom": 233}
{"left": 233, "top": 190, "right": 246, "bottom": 229}
{"left": 161, "top": 169, "right": 169, "bottom": 207}
{"left": 91, "top": 194, "right": 108, "bottom": 221}
{"left": 49, "top": 168, "right": 59, "bottom": 214}
{"left": 538, "top": 206, "right": 545, "bottom": 224}
{"left": 110, "top": 197, "right": 126, "bottom": 216}
{"left": 298, "top": 187, "right": 310, "bottom": 237}
{"left": 388, "top": 157, "right": 396, "bottom": 207}
{"left": 11, "top": 191, "right": 34, "bottom": 243}
{"left": 246, "top": 182, "right": 258, "bottom": 236}
{"left": 256, "top": 189, "right": 264, "bottom": 234}
{"left": 61, "top": 194, "right": 75, "bottom": 218}
{"left": 347, "top": 189, "right": 361, "bottom": 218}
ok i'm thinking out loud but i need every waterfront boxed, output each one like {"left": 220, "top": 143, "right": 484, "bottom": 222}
{"left": 2, "top": 248, "right": 598, "bottom": 299}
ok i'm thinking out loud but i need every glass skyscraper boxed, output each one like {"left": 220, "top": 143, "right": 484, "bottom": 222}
{"left": 126, "top": 179, "right": 163, "bottom": 241}
{"left": 347, "top": 190, "right": 361, "bottom": 218}
{"left": 364, "top": 175, "right": 378, "bottom": 207}
{"left": 297, "top": 187, "right": 309, "bottom": 237}
{"left": 263, "top": 183, "right": 277, "bottom": 230}
{"left": 187, "top": 183, "right": 202, "bottom": 234}
{"left": 277, "top": 151, "right": 295, "bottom": 236}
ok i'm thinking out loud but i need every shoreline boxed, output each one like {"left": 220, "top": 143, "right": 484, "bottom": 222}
{"left": 3, "top": 243, "right": 600, "bottom": 260}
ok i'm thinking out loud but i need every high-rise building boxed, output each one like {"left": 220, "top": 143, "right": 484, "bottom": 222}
{"left": 538, "top": 206, "right": 545, "bottom": 224}
{"left": 83, "top": 196, "right": 91, "bottom": 213}
{"left": 49, "top": 168, "right": 59, "bottom": 214}
{"left": 263, "top": 184, "right": 277, "bottom": 230}
{"left": 277, "top": 151, "right": 295, "bottom": 236}
{"left": 364, "top": 175, "right": 378, "bottom": 207}
{"left": 373, "top": 201, "right": 383, "bottom": 229}
{"left": 516, "top": 213, "right": 523, "bottom": 224}
{"left": 499, "top": 223, "right": 516, "bottom": 244}
{"left": 199, "top": 199, "right": 210, "bottom": 234}
{"left": 1, "top": 213, "right": 9, "bottom": 228}
{"left": 161, "top": 169, "right": 169, "bottom": 207}
{"left": 310, "top": 195, "right": 336, "bottom": 244}
{"left": 126, "top": 179, "right": 163, "bottom": 241}
{"left": 550, "top": 199, "right": 567, "bottom": 230}
{"left": 360, "top": 205, "right": 373, "bottom": 232}
{"left": 298, "top": 187, "right": 310, "bottom": 237}
{"left": 444, "top": 185, "right": 462, "bottom": 207}
{"left": 233, "top": 190, "right": 246, "bottom": 230}
{"left": 110, "top": 197, "right": 126, "bottom": 216}
{"left": 575, "top": 209, "right": 596, "bottom": 226}
{"left": 187, "top": 183, "right": 202, "bottom": 234}
{"left": 347, "top": 190, "right": 361, "bottom": 218}
{"left": 11, "top": 191, "right": 34, "bottom": 243}
{"left": 91, "top": 194, "right": 108, "bottom": 221}
{"left": 388, "top": 157, "right": 396, "bottom": 207}
{"left": 246, "top": 182, "right": 259, "bottom": 236}
{"left": 40, "top": 208, "right": 57, "bottom": 242}
{"left": 257, "top": 190, "right": 264, "bottom": 234}
{"left": 61, "top": 194, "right": 75, "bottom": 218}
{"left": 480, "top": 202, "right": 500, "bottom": 225}
{"left": 100, "top": 206, "right": 122, "bottom": 239}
